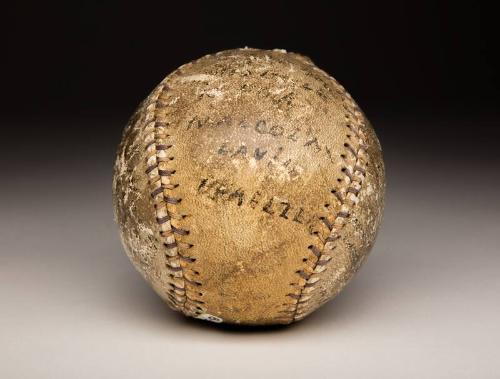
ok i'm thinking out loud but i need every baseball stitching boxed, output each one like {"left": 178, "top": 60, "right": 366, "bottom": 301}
{"left": 278, "top": 90, "right": 370, "bottom": 323}
{"left": 144, "top": 84, "right": 207, "bottom": 318}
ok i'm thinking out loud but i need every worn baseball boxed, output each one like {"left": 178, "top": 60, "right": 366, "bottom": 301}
{"left": 113, "top": 48, "right": 385, "bottom": 325}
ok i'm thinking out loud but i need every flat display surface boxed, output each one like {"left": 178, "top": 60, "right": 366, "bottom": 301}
{"left": 1, "top": 116, "right": 498, "bottom": 378}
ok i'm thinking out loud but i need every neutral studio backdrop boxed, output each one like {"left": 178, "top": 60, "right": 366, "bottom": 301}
{"left": 2, "top": 1, "right": 499, "bottom": 378}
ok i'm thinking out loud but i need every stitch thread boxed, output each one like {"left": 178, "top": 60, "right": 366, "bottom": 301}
{"left": 277, "top": 91, "right": 370, "bottom": 323}
{"left": 144, "top": 84, "right": 207, "bottom": 317}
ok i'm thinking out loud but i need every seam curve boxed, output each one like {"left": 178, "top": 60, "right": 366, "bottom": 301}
{"left": 278, "top": 90, "right": 370, "bottom": 323}
{"left": 144, "top": 84, "right": 206, "bottom": 318}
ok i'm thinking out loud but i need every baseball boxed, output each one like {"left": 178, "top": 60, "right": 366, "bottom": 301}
{"left": 113, "top": 48, "right": 385, "bottom": 325}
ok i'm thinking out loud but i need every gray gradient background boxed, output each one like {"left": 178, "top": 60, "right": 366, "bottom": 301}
{"left": 3, "top": 2, "right": 500, "bottom": 377}
{"left": 2, "top": 113, "right": 499, "bottom": 378}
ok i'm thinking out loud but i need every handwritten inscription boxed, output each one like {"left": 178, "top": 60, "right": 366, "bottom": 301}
{"left": 185, "top": 117, "right": 339, "bottom": 166}
{"left": 217, "top": 143, "right": 303, "bottom": 181}
{"left": 197, "top": 177, "right": 317, "bottom": 230}
{"left": 187, "top": 116, "right": 341, "bottom": 232}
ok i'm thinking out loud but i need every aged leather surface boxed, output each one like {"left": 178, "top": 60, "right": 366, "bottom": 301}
{"left": 112, "top": 48, "right": 385, "bottom": 325}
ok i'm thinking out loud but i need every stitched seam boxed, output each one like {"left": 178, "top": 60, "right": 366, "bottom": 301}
{"left": 144, "top": 84, "right": 206, "bottom": 316}
{"left": 279, "top": 92, "right": 370, "bottom": 323}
